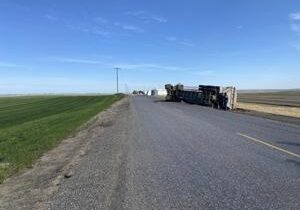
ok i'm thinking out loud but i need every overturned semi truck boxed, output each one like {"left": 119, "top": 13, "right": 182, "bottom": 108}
{"left": 165, "top": 84, "right": 237, "bottom": 110}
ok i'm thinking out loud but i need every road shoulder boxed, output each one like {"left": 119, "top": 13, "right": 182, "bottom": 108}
{"left": 233, "top": 107, "right": 300, "bottom": 125}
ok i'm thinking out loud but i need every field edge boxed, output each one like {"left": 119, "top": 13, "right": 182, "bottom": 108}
{"left": 0, "top": 95, "right": 125, "bottom": 183}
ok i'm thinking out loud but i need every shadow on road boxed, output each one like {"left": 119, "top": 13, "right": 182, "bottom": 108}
{"left": 276, "top": 141, "right": 300, "bottom": 147}
{"left": 285, "top": 159, "right": 300, "bottom": 167}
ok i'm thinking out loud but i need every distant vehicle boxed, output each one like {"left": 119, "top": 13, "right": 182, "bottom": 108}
{"left": 150, "top": 89, "right": 167, "bottom": 96}
{"left": 132, "top": 90, "right": 145, "bottom": 95}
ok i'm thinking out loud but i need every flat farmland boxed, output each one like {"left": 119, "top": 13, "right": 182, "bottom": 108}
{"left": 237, "top": 90, "right": 300, "bottom": 107}
{"left": 0, "top": 95, "right": 122, "bottom": 183}
{"left": 236, "top": 91, "right": 300, "bottom": 122}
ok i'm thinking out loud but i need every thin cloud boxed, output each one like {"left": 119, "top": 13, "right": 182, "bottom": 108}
{"left": 126, "top": 11, "right": 144, "bottom": 16}
{"left": 290, "top": 23, "right": 300, "bottom": 32}
{"left": 289, "top": 13, "right": 300, "bottom": 20}
{"left": 50, "top": 58, "right": 102, "bottom": 64}
{"left": 92, "top": 14, "right": 144, "bottom": 33}
{"left": 165, "top": 36, "right": 194, "bottom": 47}
{"left": 289, "top": 12, "right": 300, "bottom": 34}
{"left": 92, "top": 27, "right": 111, "bottom": 37}
{"left": 45, "top": 14, "right": 113, "bottom": 38}
{"left": 45, "top": 14, "right": 59, "bottom": 21}
{"left": 67, "top": 23, "right": 113, "bottom": 38}
{"left": 45, "top": 14, "right": 143, "bottom": 37}
{"left": 93, "top": 16, "right": 144, "bottom": 34}
{"left": 150, "top": 16, "right": 168, "bottom": 23}
{"left": 67, "top": 24, "right": 88, "bottom": 32}
{"left": 122, "top": 25, "right": 144, "bottom": 33}
{"left": 113, "top": 22, "right": 121, "bottom": 26}
{"left": 179, "top": 40, "right": 194, "bottom": 47}
{"left": 165, "top": 36, "right": 177, "bottom": 41}
{"left": 193, "top": 70, "right": 214, "bottom": 75}
{"left": 116, "top": 63, "right": 181, "bottom": 71}
{"left": 0, "top": 62, "right": 23, "bottom": 68}
{"left": 291, "top": 43, "right": 300, "bottom": 50}
{"left": 289, "top": 12, "right": 300, "bottom": 50}
{"left": 93, "top": 17, "right": 108, "bottom": 24}
{"left": 91, "top": 54, "right": 113, "bottom": 59}
{"left": 126, "top": 10, "right": 167, "bottom": 23}
{"left": 115, "top": 63, "right": 202, "bottom": 73}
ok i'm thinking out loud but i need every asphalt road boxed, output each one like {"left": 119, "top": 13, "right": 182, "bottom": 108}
{"left": 46, "top": 96, "right": 300, "bottom": 210}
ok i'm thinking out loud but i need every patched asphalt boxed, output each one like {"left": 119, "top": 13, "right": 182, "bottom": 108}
{"left": 45, "top": 96, "right": 300, "bottom": 210}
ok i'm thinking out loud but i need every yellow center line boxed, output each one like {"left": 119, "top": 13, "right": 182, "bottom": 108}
{"left": 237, "top": 132, "right": 300, "bottom": 159}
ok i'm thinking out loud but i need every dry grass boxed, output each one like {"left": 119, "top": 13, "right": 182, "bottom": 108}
{"left": 237, "top": 102, "right": 300, "bottom": 118}
{"left": 238, "top": 91, "right": 300, "bottom": 107}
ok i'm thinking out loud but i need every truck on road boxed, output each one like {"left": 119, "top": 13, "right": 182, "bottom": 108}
{"left": 165, "top": 84, "right": 237, "bottom": 110}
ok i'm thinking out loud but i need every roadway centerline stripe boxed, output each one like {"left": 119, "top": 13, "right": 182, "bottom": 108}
{"left": 237, "top": 132, "right": 300, "bottom": 159}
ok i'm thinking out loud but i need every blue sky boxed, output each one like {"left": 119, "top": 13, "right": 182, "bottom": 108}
{"left": 0, "top": 0, "right": 300, "bottom": 94}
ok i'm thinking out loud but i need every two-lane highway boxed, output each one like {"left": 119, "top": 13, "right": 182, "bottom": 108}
{"left": 46, "top": 96, "right": 300, "bottom": 209}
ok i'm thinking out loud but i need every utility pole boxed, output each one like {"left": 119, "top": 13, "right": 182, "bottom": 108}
{"left": 114, "top": 67, "right": 120, "bottom": 93}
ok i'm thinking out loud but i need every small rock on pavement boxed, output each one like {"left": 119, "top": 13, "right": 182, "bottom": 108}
{"left": 79, "top": 150, "right": 86, "bottom": 157}
{"left": 64, "top": 170, "right": 74, "bottom": 178}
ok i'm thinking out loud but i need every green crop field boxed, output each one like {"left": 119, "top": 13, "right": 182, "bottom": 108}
{"left": 0, "top": 95, "right": 123, "bottom": 183}
{"left": 238, "top": 90, "right": 300, "bottom": 107}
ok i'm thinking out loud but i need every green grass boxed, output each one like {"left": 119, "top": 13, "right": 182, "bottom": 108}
{"left": 0, "top": 95, "right": 123, "bottom": 183}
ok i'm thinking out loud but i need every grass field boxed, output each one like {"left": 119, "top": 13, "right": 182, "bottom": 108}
{"left": 0, "top": 95, "right": 123, "bottom": 183}
{"left": 238, "top": 90, "right": 300, "bottom": 107}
